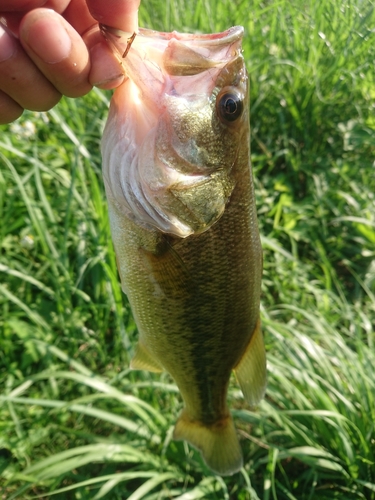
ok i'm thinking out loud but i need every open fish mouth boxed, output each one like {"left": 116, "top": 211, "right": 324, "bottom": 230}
{"left": 100, "top": 24, "right": 245, "bottom": 104}
{"left": 100, "top": 24, "right": 244, "bottom": 60}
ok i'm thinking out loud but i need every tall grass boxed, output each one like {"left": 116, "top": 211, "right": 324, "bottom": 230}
{"left": 0, "top": 0, "right": 374, "bottom": 498}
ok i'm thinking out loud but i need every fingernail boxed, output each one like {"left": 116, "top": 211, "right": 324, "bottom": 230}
{"left": 89, "top": 42, "right": 125, "bottom": 89}
{"left": 0, "top": 25, "right": 17, "bottom": 62}
{"left": 93, "top": 74, "right": 125, "bottom": 89}
{"left": 26, "top": 12, "right": 71, "bottom": 64}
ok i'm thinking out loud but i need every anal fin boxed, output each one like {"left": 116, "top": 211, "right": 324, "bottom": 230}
{"left": 130, "top": 342, "right": 164, "bottom": 373}
{"left": 234, "top": 318, "right": 267, "bottom": 408}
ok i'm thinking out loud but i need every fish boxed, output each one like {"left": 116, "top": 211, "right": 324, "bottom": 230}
{"left": 100, "top": 25, "right": 266, "bottom": 476}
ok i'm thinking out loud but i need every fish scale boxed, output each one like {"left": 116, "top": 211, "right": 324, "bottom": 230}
{"left": 101, "top": 25, "right": 266, "bottom": 475}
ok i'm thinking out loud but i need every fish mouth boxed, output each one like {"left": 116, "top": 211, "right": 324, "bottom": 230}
{"left": 100, "top": 24, "right": 245, "bottom": 105}
{"left": 100, "top": 25, "right": 244, "bottom": 78}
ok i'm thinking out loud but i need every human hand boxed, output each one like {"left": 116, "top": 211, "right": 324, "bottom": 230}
{"left": 0, "top": 0, "right": 140, "bottom": 124}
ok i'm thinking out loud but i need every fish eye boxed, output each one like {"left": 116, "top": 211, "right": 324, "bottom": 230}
{"left": 216, "top": 89, "right": 244, "bottom": 123}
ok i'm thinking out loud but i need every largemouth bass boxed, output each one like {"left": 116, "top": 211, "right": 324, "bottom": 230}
{"left": 101, "top": 25, "right": 266, "bottom": 476}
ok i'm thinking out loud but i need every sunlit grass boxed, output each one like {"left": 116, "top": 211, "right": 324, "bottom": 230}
{"left": 0, "top": 0, "right": 374, "bottom": 498}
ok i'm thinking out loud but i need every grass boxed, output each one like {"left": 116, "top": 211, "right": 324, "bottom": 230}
{"left": 0, "top": 0, "right": 374, "bottom": 498}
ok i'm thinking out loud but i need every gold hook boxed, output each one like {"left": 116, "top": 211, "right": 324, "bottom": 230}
{"left": 99, "top": 24, "right": 137, "bottom": 59}
{"left": 122, "top": 32, "right": 137, "bottom": 58}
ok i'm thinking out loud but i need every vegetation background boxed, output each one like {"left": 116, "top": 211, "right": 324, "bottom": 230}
{"left": 1, "top": 0, "right": 374, "bottom": 498}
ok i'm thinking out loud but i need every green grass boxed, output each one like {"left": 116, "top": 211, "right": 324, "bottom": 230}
{"left": 0, "top": 0, "right": 375, "bottom": 498}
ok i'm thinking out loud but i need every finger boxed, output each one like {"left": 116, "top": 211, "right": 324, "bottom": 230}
{"left": 43, "top": 0, "right": 71, "bottom": 14}
{"left": 87, "top": 0, "right": 140, "bottom": 32}
{"left": 64, "top": 0, "right": 125, "bottom": 89}
{"left": 89, "top": 40, "right": 124, "bottom": 89}
{"left": 0, "top": 89, "right": 23, "bottom": 124}
{"left": 0, "top": 24, "right": 61, "bottom": 111}
{"left": 63, "top": 0, "right": 97, "bottom": 35}
{"left": 19, "top": 8, "right": 92, "bottom": 98}
{"left": 0, "top": 0, "right": 47, "bottom": 11}
{"left": 85, "top": 0, "right": 140, "bottom": 87}
{"left": 0, "top": 11, "right": 29, "bottom": 36}
{"left": 0, "top": 0, "right": 70, "bottom": 35}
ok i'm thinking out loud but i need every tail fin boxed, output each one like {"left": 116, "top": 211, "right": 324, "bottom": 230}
{"left": 173, "top": 409, "right": 243, "bottom": 476}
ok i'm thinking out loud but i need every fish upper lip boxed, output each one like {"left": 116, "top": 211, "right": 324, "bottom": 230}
{"left": 99, "top": 24, "right": 244, "bottom": 59}
{"left": 136, "top": 26, "right": 244, "bottom": 45}
{"left": 100, "top": 24, "right": 244, "bottom": 45}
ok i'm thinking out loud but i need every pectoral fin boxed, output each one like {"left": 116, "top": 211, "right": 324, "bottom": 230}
{"left": 139, "top": 236, "right": 192, "bottom": 298}
{"left": 130, "top": 342, "right": 164, "bottom": 373}
{"left": 234, "top": 318, "right": 267, "bottom": 408}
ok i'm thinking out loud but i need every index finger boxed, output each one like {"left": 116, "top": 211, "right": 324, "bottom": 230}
{"left": 86, "top": 0, "right": 140, "bottom": 32}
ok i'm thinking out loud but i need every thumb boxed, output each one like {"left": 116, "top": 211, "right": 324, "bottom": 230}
{"left": 86, "top": 0, "right": 140, "bottom": 32}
